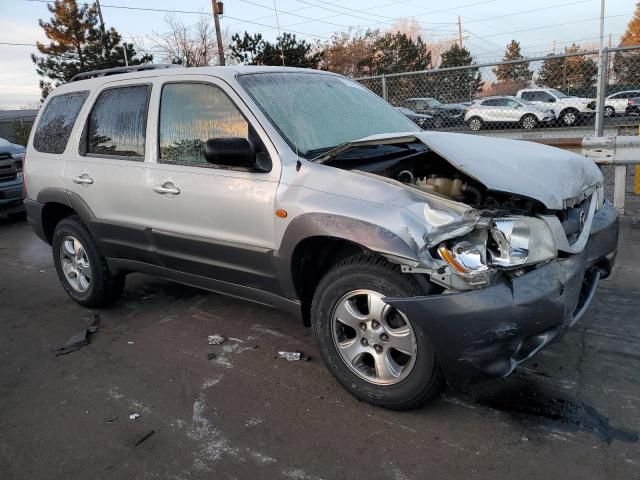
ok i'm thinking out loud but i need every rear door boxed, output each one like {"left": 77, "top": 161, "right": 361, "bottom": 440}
{"left": 64, "top": 80, "right": 156, "bottom": 263}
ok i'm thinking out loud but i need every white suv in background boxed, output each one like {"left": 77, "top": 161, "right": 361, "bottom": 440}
{"left": 604, "top": 90, "right": 640, "bottom": 117}
{"left": 516, "top": 88, "right": 596, "bottom": 126}
{"left": 464, "top": 96, "right": 554, "bottom": 131}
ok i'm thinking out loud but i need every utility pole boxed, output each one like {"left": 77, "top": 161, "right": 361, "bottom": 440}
{"left": 457, "top": 16, "right": 463, "bottom": 48}
{"left": 212, "top": 0, "right": 225, "bottom": 66}
{"left": 594, "top": 0, "right": 606, "bottom": 136}
{"left": 95, "top": 0, "right": 107, "bottom": 58}
{"left": 123, "top": 45, "right": 128, "bottom": 66}
{"left": 552, "top": 40, "right": 556, "bottom": 54}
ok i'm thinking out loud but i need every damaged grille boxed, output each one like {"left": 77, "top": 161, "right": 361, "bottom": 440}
{"left": 557, "top": 196, "right": 591, "bottom": 245}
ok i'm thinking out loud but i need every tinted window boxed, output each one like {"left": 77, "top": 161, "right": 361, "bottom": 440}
{"left": 33, "top": 91, "right": 88, "bottom": 154}
{"left": 481, "top": 99, "right": 499, "bottom": 106}
{"left": 87, "top": 85, "right": 150, "bottom": 158}
{"left": 520, "top": 92, "right": 534, "bottom": 101}
{"left": 159, "top": 83, "right": 249, "bottom": 165}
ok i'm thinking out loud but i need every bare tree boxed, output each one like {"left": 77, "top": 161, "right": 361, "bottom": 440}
{"left": 153, "top": 15, "right": 228, "bottom": 67}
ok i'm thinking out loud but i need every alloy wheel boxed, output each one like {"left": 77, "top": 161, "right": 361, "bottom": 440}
{"left": 331, "top": 289, "right": 417, "bottom": 385}
{"left": 59, "top": 235, "right": 91, "bottom": 293}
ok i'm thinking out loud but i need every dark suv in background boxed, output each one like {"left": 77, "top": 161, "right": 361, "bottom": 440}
{"left": 402, "top": 97, "right": 469, "bottom": 127}
{"left": 0, "top": 138, "right": 25, "bottom": 218}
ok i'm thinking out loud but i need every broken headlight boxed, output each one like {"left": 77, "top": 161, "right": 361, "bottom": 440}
{"left": 488, "top": 217, "right": 557, "bottom": 268}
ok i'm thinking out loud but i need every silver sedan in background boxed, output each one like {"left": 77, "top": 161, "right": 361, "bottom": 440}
{"left": 465, "top": 96, "right": 555, "bottom": 131}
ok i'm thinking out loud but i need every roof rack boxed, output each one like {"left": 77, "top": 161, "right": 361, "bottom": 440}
{"left": 70, "top": 64, "right": 180, "bottom": 82}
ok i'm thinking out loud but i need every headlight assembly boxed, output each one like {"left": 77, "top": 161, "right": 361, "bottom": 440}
{"left": 488, "top": 217, "right": 557, "bottom": 268}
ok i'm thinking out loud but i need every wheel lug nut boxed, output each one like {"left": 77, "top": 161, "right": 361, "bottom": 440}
{"left": 359, "top": 323, "right": 367, "bottom": 331}
{"left": 371, "top": 320, "right": 379, "bottom": 329}
{"left": 380, "top": 333, "right": 389, "bottom": 342}
{"left": 374, "top": 344, "right": 383, "bottom": 354}
{"left": 361, "top": 338, "right": 369, "bottom": 346}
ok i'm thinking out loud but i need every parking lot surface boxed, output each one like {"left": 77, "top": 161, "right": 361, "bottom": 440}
{"left": 1, "top": 216, "right": 639, "bottom": 479}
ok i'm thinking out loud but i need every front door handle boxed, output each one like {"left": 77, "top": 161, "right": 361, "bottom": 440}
{"left": 72, "top": 174, "right": 93, "bottom": 185}
{"left": 153, "top": 182, "right": 180, "bottom": 195}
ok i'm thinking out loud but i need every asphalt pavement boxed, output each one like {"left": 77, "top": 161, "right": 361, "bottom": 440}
{"left": 1, "top": 216, "right": 639, "bottom": 479}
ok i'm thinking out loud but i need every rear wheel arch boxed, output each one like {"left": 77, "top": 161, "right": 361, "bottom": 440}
{"left": 41, "top": 202, "right": 76, "bottom": 244}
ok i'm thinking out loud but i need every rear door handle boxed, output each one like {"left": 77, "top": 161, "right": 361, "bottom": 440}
{"left": 153, "top": 182, "right": 180, "bottom": 195}
{"left": 72, "top": 174, "right": 93, "bottom": 185}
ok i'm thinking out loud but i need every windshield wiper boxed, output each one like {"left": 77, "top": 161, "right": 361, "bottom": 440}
{"left": 305, "top": 145, "right": 340, "bottom": 159}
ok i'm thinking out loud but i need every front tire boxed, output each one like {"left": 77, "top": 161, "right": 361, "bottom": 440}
{"left": 560, "top": 108, "right": 579, "bottom": 126}
{"left": 311, "top": 255, "right": 445, "bottom": 410}
{"left": 52, "top": 215, "right": 124, "bottom": 307}
{"left": 467, "top": 116, "right": 483, "bottom": 131}
{"left": 520, "top": 114, "right": 538, "bottom": 130}
{"left": 604, "top": 106, "right": 615, "bottom": 117}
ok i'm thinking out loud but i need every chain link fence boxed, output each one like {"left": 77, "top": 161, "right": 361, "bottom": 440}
{"left": 358, "top": 46, "right": 640, "bottom": 216}
{"left": 358, "top": 45, "right": 640, "bottom": 134}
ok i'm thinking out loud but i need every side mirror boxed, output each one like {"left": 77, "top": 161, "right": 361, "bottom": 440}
{"left": 204, "top": 137, "right": 270, "bottom": 172}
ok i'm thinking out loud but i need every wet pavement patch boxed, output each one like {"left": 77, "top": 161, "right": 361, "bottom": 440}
{"left": 473, "top": 381, "right": 639, "bottom": 444}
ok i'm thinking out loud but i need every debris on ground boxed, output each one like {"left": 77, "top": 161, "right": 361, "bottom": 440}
{"left": 207, "top": 353, "right": 217, "bottom": 360}
{"left": 127, "top": 341, "right": 135, "bottom": 345}
{"left": 52, "top": 314, "right": 101, "bottom": 356}
{"left": 207, "top": 334, "right": 226, "bottom": 345}
{"left": 129, "top": 412, "right": 140, "bottom": 421}
{"left": 105, "top": 416, "right": 118, "bottom": 423}
{"left": 134, "top": 430, "right": 155, "bottom": 446}
{"left": 277, "top": 351, "right": 310, "bottom": 362}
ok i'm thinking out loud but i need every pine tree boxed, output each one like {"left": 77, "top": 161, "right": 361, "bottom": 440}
{"left": 537, "top": 44, "right": 597, "bottom": 91}
{"left": 613, "top": 3, "right": 640, "bottom": 85}
{"left": 230, "top": 32, "right": 322, "bottom": 68}
{"left": 31, "top": 0, "right": 152, "bottom": 101}
{"left": 367, "top": 32, "right": 432, "bottom": 76}
{"left": 493, "top": 40, "right": 532, "bottom": 83}
{"left": 435, "top": 44, "right": 483, "bottom": 103}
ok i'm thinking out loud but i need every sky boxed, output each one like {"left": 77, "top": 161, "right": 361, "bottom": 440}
{"left": 0, "top": 0, "right": 635, "bottom": 108}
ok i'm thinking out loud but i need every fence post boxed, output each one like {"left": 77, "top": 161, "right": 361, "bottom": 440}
{"left": 381, "top": 75, "right": 388, "bottom": 102}
{"left": 594, "top": 47, "right": 609, "bottom": 137}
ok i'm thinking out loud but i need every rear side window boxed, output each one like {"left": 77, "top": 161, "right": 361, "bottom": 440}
{"left": 86, "top": 85, "right": 150, "bottom": 158}
{"left": 159, "top": 82, "right": 248, "bottom": 165}
{"left": 33, "top": 91, "right": 88, "bottom": 154}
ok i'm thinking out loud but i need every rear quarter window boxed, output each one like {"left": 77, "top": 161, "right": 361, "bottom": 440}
{"left": 33, "top": 91, "right": 89, "bottom": 154}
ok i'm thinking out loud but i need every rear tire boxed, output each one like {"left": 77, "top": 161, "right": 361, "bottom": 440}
{"left": 604, "top": 106, "right": 615, "bottom": 117}
{"left": 311, "top": 254, "right": 445, "bottom": 410}
{"left": 52, "top": 215, "right": 124, "bottom": 308}
{"left": 467, "top": 116, "right": 483, "bottom": 131}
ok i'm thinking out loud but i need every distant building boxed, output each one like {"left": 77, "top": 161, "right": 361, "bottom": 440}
{"left": 0, "top": 109, "right": 38, "bottom": 144}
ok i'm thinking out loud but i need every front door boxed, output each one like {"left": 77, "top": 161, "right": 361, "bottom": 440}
{"left": 142, "top": 78, "right": 282, "bottom": 293}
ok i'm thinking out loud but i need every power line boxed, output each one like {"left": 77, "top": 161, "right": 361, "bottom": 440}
{"left": 21, "top": 0, "right": 333, "bottom": 40}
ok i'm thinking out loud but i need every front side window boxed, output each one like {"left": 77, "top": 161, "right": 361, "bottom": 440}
{"left": 238, "top": 73, "right": 418, "bottom": 157}
{"left": 159, "top": 82, "right": 249, "bottom": 165}
{"left": 481, "top": 99, "right": 499, "bottom": 106}
{"left": 520, "top": 92, "right": 534, "bottom": 101}
{"left": 87, "top": 85, "right": 150, "bottom": 158}
{"left": 33, "top": 91, "right": 88, "bottom": 154}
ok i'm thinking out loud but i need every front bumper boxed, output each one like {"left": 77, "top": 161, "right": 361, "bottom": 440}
{"left": 0, "top": 179, "right": 25, "bottom": 215}
{"left": 386, "top": 201, "right": 618, "bottom": 386}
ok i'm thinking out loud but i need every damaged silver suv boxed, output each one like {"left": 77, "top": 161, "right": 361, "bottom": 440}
{"left": 24, "top": 65, "right": 618, "bottom": 410}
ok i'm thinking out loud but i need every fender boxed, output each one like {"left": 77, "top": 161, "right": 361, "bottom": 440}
{"left": 274, "top": 212, "right": 420, "bottom": 299}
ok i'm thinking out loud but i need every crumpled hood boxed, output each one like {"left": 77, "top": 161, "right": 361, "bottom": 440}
{"left": 316, "top": 131, "right": 602, "bottom": 210}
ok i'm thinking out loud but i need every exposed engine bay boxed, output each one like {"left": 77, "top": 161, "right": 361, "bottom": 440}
{"left": 319, "top": 139, "right": 602, "bottom": 292}
{"left": 322, "top": 142, "right": 544, "bottom": 214}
